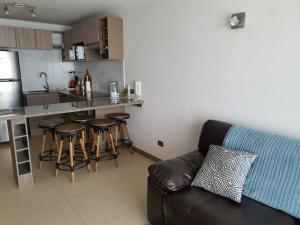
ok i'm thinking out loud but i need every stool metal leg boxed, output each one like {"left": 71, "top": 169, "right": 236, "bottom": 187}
{"left": 80, "top": 130, "right": 91, "bottom": 173}
{"left": 55, "top": 139, "right": 64, "bottom": 177}
{"left": 39, "top": 130, "right": 47, "bottom": 170}
{"left": 95, "top": 133, "right": 101, "bottom": 172}
{"left": 124, "top": 123, "right": 134, "bottom": 154}
{"left": 92, "top": 131, "right": 97, "bottom": 153}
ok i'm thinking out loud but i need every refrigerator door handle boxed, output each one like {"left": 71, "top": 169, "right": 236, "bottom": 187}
{"left": 0, "top": 79, "right": 19, "bottom": 82}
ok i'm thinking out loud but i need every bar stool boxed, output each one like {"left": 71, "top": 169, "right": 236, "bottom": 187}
{"left": 38, "top": 118, "right": 65, "bottom": 170}
{"left": 106, "top": 113, "right": 133, "bottom": 149}
{"left": 55, "top": 123, "right": 91, "bottom": 183}
{"left": 89, "top": 119, "right": 119, "bottom": 172}
{"left": 71, "top": 114, "right": 95, "bottom": 145}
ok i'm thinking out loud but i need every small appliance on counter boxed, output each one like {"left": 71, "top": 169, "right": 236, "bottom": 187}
{"left": 75, "top": 46, "right": 85, "bottom": 60}
{"left": 134, "top": 81, "right": 142, "bottom": 100}
{"left": 69, "top": 45, "right": 85, "bottom": 61}
{"left": 109, "top": 82, "right": 120, "bottom": 99}
{"left": 68, "top": 71, "right": 77, "bottom": 90}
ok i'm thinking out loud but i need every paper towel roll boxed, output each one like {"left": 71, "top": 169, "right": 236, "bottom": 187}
{"left": 134, "top": 81, "right": 142, "bottom": 99}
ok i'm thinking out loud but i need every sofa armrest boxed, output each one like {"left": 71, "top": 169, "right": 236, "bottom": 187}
{"left": 148, "top": 151, "right": 204, "bottom": 193}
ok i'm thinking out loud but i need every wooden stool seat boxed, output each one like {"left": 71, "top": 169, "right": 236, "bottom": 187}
{"left": 56, "top": 123, "right": 85, "bottom": 133}
{"left": 71, "top": 115, "right": 95, "bottom": 124}
{"left": 106, "top": 113, "right": 130, "bottom": 120}
{"left": 90, "top": 119, "right": 116, "bottom": 127}
{"left": 38, "top": 118, "right": 65, "bottom": 129}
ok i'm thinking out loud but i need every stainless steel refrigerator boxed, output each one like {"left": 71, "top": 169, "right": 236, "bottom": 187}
{"left": 0, "top": 51, "right": 24, "bottom": 143}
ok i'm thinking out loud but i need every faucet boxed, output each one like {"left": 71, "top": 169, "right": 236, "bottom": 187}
{"left": 40, "top": 72, "right": 50, "bottom": 91}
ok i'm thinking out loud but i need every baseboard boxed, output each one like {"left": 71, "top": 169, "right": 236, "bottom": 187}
{"left": 132, "top": 146, "right": 161, "bottom": 162}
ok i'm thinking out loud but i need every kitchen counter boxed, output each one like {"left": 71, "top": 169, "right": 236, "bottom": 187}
{"left": 0, "top": 97, "right": 143, "bottom": 121}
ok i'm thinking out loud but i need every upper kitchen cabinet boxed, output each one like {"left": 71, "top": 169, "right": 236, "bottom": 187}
{"left": 15, "top": 27, "right": 52, "bottom": 49}
{"left": 0, "top": 25, "right": 53, "bottom": 49}
{"left": 35, "top": 30, "right": 52, "bottom": 49}
{"left": 63, "top": 16, "right": 123, "bottom": 61}
{"left": 63, "top": 30, "right": 72, "bottom": 61}
{"left": 82, "top": 17, "right": 100, "bottom": 45}
{"left": 0, "top": 26, "right": 17, "bottom": 48}
{"left": 15, "top": 28, "right": 36, "bottom": 49}
{"left": 72, "top": 23, "right": 84, "bottom": 44}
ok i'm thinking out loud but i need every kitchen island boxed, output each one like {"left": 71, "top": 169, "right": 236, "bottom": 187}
{"left": 0, "top": 96, "right": 143, "bottom": 188}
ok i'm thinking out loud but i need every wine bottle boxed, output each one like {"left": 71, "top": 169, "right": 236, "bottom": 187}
{"left": 84, "top": 69, "right": 92, "bottom": 93}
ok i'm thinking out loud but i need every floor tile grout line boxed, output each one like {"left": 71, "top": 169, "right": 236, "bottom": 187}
{"left": 89, "top": 202, "right": 145, "bottom": 225}
{"left": 64, "top": 196, "right": 88, "bottom": 225}
{"left": 0, "top": 198, "right": 68, "bottom": 223}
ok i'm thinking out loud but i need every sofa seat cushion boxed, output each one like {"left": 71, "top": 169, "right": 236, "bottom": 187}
{"left": 164, "top": 187, "right": 300, "bottom": 225}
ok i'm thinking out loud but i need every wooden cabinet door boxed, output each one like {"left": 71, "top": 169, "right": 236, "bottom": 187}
{"left": 0, "top": 26, "right": 16, "bottom": 48}
{"left": 82, "top": 17, "right": 99, "bottom": 45}
{"left": 35, "top": 30, "right": 52, "bottom": 49}
{"left": 15, "top": 28, "right": 36, "bottom": 49}
{"left": 107, "top": 17, "right": 123, "bottom": 60}
{"left": 63, "top": 30, "right": 72, "bottom": 61}
{"left": 72, "top": 23, "right": 83, "bottom": 44}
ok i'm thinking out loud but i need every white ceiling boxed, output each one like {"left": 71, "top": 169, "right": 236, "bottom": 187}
{"left": 0, "top": 0, "right": 149, "bottom": 25}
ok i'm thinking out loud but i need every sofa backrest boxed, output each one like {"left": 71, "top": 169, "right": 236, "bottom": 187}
{"left": 198, "top": 120, "right": 232, "bottom": 155}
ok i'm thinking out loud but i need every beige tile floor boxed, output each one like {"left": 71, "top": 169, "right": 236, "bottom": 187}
{"left": 0, "top": 136, "right": 153, "bottom": 225}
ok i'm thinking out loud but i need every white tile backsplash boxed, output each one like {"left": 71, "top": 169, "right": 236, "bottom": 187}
{"left": 17, "top": 49, "right": 74, "bottom": 91}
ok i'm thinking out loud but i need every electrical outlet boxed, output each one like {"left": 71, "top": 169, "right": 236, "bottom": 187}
{"left": 158, "top": 140, "right": 164, "bottom": 147}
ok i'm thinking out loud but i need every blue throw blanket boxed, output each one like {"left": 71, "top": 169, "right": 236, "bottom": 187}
{"left": 223, "top": 125, "right": 300, "bottom": 219}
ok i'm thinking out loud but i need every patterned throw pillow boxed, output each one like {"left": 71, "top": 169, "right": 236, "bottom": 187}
{"left": 191, "top": 144, "right": 257, "bottom": 203}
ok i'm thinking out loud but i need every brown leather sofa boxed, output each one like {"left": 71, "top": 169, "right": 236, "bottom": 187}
{"left": 147, "top": 120, "right": 300, "bottom": 225}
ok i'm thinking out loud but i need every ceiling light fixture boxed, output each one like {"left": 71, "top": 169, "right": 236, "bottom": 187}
{"left": 2, "top": 2, "right": 37, "bottom": 18}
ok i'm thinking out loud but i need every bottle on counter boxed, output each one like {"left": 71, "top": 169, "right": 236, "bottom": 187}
{"left": 75, "top": 75, "right": 80, "bottom": 93}
{"left": 84, "top": 69, "right": 92, "bottom": 93}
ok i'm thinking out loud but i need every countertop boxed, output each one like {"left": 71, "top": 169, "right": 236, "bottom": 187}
{"left": 0, "top": 97, "right": 143, "bottom": 121}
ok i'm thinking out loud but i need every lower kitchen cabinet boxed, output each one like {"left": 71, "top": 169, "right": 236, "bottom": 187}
{"left": 25, "top": 93, "right": 61, "bottom": 135}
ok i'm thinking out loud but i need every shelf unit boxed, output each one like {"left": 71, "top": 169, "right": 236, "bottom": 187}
{"left": 8, "top": 118, "right": 33, "bottom": 188}
{"left": 99, "top": 17, "right": 123, "bottom": 60}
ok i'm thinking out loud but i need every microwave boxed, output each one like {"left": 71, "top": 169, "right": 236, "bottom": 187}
{"left": 69, "top": 46, "right": 85, "bottom": 60}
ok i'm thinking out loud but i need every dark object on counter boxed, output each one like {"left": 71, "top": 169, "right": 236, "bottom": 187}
{"left": 147, "top": 120, "right": 300, "bottom": 225}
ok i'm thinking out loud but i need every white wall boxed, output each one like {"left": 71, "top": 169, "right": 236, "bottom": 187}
{"left": 123, "top": 0, "right": 300, "bottom": 160}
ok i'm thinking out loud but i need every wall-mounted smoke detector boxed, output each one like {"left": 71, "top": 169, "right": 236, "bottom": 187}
{"left": 228, "top": 12, "right": 245, "bottom": 29}
{"left": 2, "top": 2, "right": 37, "bottom": 18}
